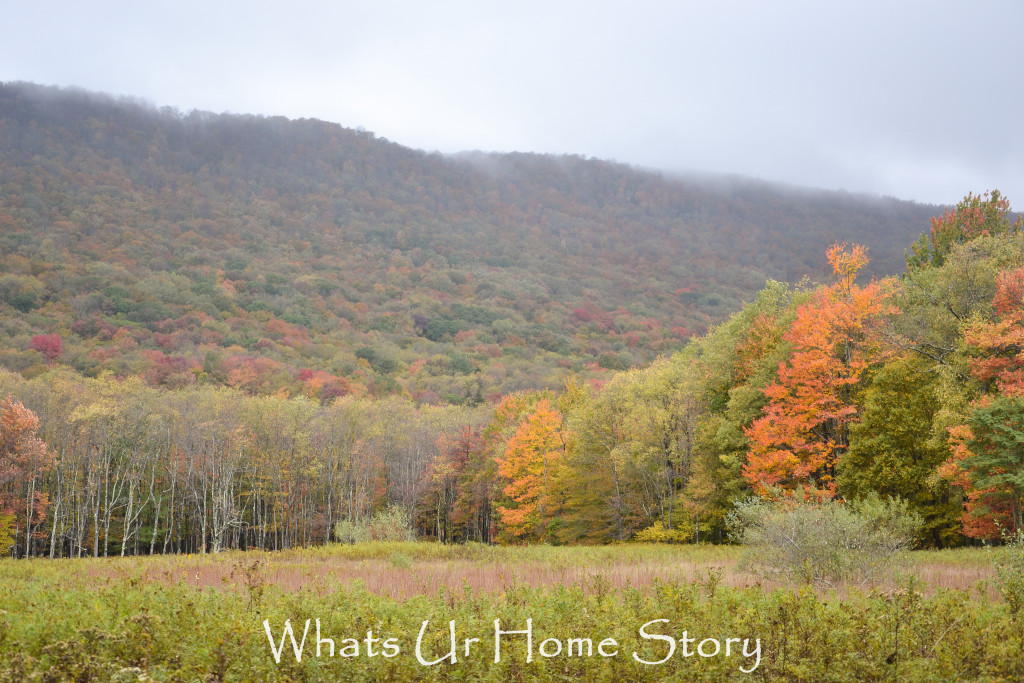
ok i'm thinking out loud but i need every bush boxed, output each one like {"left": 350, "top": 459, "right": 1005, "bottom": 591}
{"left": 993, "top": 526, "right": 1024, "bottom": 620}
{"left": 632, "top": 519, "right": 696, "bottom": 544}
{"left": 333, "top": 518, "right": 370, "bottom": 544}
{"left": 728, "top": 492, "right": 922, "bottom": 588}
{"left": 334, "top": 505, "right": 415, "bottom": 544}
{"left": 0, "top": 513, "right": 13, "bottom": 556}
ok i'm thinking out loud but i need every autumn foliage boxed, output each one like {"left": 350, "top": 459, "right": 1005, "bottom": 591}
{"left": 743, "top": 244, "right": 897, "bottom": 495}
{"left": 2, "top": 84, "right": 1023, "bottom": 554}
{"left": 939, "top": 266, "right": 1024, "bottom": 538}
{"left": 965, "top": 266, "right": 1024, "bottom": 397}
{"left": 0, "top": 394, "right": 52, "bottom": 555}
{"left": 28, "top": 334, "right": 62, "bottom": 363}
{"left": 496, "top": 398, "right": 565, "bottom": 542}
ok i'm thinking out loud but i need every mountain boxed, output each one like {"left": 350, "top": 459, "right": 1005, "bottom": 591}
{"left": 0, "top": 81, "right": 942, "bottom": 403}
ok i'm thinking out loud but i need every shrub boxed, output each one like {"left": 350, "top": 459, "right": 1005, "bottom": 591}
{"left": 728, "top": 492, "right": 922, "bottom": 588}
{"left": 334, "top": 505, "right": 415, "bottom": 544}
{"left": 0, "top": 513, "right": 13, "bottom": 556}
{"left": 993, "top": 526, "right": 1024, "bottom": 620}
{"left": 388, "top": 551, "right": 413, "bottom": 569}
{"left": 333, "top": 518, "right": 370, "bottom": 544}
{"left": 632, "top": 519, "right": 696, "bottom": 544}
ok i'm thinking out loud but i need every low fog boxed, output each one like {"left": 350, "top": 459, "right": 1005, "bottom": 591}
{"left": 1, "top": 0, "right": 1021, "bottom": 205}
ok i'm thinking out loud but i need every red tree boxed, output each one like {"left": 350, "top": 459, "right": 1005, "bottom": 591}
{"left": 29, "top": 334, "right": 62, "bottom": 363}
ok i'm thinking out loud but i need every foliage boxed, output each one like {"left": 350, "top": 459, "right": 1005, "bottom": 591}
{"left": 0, "top": 82, "right": 939, "bottom": 403}
{"left": 964, "top": 265, "right": 1024, "bottom": 397}
{"left": 631, "top": 519, "right": 695, "bottom": 544}
{"left": 0, "top": 513, "right": 12, "bottom": 555}
{"left": 334, "top": 506, "right": 416, "bottom": 544}
{"left": 743, "top": 244, "right": 897, "bottom": 495}
{"left": 0, "top": 394, "right": 52, "bottom": 556}
{"left": 937, "top": 257, "right": 1024, "bottom": 539}
{"left": 838, "top": 356, "right": 963, "bottom": 547}
{"left": 906, "top": 189, "right": 1022, "bottom": 270}
{"left": 953, "top": 397, "right": 1024, "bottom": 536}
{"left": 495, "top": 398, "right": 565, "bottom": 542}
{"left": 28, "top": 334, "right": 62, "bottom": 363}
{"left": 0, "top": 543, "right": 1022, "bottom": 680}
{"left": 1, "top": 91, "right": 1021, "bottom": 557}
{"left": 729, "top": 493, "right": 922, "bottom": 588}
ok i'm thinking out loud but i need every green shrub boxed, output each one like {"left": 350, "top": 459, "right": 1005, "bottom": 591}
{"left": 388, "top": 551, "right": 413, "bottom": 569}
{"left": 728, "top": 492, "right": 922, "bottom": 588}
{"left": 333, "top": 518, "right": 370, "bottom": 544}
{"left": 993, "top": 526, "right": 1024, "bottom": 620}
{"left": 334, "top": 505, "right": 415, "bottom": 545}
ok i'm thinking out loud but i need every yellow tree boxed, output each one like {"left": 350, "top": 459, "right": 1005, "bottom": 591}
{"left": 496, "top": 398, "right": 564, "bottom": 542}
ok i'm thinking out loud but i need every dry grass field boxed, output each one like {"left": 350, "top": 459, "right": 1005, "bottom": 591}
{"left": 58, "top": 542, "right": 1000, "bottom": 599}
{"left": 1, "top": 543, "right": 1019, "bottom": 681}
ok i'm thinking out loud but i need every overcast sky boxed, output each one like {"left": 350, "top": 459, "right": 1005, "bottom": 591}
{"left": 2, "top": 1, "right": 1021, "bottom": 205}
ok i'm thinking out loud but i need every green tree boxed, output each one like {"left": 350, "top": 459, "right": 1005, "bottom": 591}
{"left": 682, "top": 280, "right": 799, "bottom": 541}
{"left": 838, "top": 356, "right": 962, "bottom": 547}
{"left": 959, "top": 397, "right": 1024, "bottom": 534}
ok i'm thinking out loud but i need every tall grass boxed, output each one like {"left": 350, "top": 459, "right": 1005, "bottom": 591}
{"left": 0, "top": 543, "right": 1017, "bottom": 680}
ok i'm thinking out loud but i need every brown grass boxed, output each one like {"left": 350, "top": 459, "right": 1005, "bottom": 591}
{"left": 40, "top": 543, "right": 1000, "bottom": 602}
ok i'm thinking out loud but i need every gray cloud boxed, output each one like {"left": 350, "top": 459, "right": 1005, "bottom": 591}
{"left": 2, "top": 0, "right": 1021, "bottom": 205}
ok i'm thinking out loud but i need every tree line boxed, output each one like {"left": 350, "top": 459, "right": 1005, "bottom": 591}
{"left": 1, "top": 190, "right": 1022, "bottom": 557}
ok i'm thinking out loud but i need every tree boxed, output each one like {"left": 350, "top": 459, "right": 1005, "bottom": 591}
{"left": 906, "top": 190, "right": 1021, "bottom": 270}
{"left": 29, "top": 334, "right": 62, "bottom": 363}
{"left": 838, "top": 356, "right": 962, "bottom": 547}
{"left": 0, "top": 394, "right": 53, "bottom": 557}
{"left": 744, "top": 244, "right": 896, "bottom": 495}
{"left": 0, "top": 512, "right": 13, "bottom": 556}
{"left": 963, "top": 398, "right": 1024, "bottom": 533}
{"left": 555, "top": 357, "right": 712, "bottom": 545}
{"left": 964, "top": 266, "right": 1024, "bottom": 397}
{"left": 421, "top": 425, "right": 480, "bottom": 543}
{"left": 496, "top": 398, "right": 564, "bottom": 542}
{"left": 940, "top": 267, "right": 1024, "bottom": 538}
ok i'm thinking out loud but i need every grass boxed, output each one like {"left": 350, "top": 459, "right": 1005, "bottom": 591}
{"left": 32, "top": 542, "right": 998, "bottom": 599}
{"left": 0, "top": 543, "right": 1018, "bottom": 680}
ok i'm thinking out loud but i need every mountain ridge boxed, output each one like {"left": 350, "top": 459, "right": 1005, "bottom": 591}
{"left": 0, "top": 81, "right": 943, "bottom": 402}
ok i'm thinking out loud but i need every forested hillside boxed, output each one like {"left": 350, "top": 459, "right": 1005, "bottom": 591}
{"left": 0, "top": 81, "right": 939, "bottom": 403}
{"left": 8, "top": 82, "right": 1022, "bottom": 562}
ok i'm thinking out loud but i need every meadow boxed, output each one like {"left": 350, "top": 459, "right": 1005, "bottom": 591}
{"left": 1, "top": 543, "right": 1021, "bottom": 681}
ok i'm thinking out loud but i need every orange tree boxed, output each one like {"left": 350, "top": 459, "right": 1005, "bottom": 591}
{"left": 940, "top": 266, "right": 1024, "bottom": 538}
{"left": 495, "top": 398, "right": 565, "bottom": 542}
{"left": 743, "top": 244, "right": 897, "bottom": 496}
{"left": 0, "top": 394, "right": 53, "bottom": 556}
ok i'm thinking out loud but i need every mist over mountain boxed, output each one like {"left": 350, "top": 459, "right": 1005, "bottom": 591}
{"left": 0, "top": 81, "right": 942, "bottom": 402}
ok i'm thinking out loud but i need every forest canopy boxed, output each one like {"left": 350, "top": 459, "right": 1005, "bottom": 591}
{"left": 2, "top": 83, "right": 1023, "bottom": 557}
{"left": 0, "top": 81, "right": 939, "bottom": 403}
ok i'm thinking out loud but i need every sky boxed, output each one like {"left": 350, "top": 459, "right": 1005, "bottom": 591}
{"left": 1, "top": 0, "right": 1021, "bottom": 206}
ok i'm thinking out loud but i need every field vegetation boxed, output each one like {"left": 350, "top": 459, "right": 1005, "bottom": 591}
{"left": 1, "top": 543, "right": 1021, "bottom": 680}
